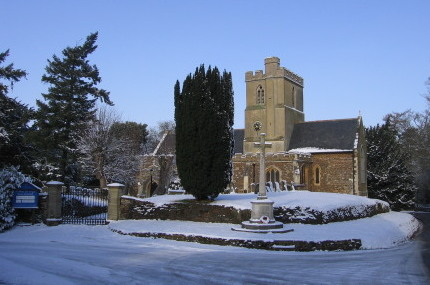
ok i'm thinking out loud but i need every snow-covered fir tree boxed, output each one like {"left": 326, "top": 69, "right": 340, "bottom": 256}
{"left": 174, "top": 65, "right": 234, "bottom": 200}
{"left": 34, "top": 32, "right": 112, "bottom": 184}
{"left": 0, "top": 50, "right": 33, "bottom": 171}
{"left": 366, "top": 121, "right": 417, "bottom": 210}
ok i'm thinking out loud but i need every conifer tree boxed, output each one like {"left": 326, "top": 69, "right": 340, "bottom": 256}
{"left": 366, "top": 121, "right": 416, "bottom": 210}
{"left": 0, "top": 50, "right": 33, "bottom": 170}
{"left": 174, "top": 65, "right": 234, "bottom": 200}
{"left": 34, "top": 32, "right": 112, "bottom": 184}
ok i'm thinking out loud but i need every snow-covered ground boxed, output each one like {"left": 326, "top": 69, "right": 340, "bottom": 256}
{"left": 109, "top": 211, "right": 420, "bottom": 249}
{"left": 0, "top": 221, "right": 428, "bottom": 285}
{"left": 0, "top": 191, "right": 427, "bottom": 284}
{"left": 127, "top": 191, "right": 388, "bottom": 210}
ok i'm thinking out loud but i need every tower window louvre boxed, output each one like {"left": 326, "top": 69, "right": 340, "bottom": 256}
{"left": 256, "top": 85, "right": 265, "bottom": 105}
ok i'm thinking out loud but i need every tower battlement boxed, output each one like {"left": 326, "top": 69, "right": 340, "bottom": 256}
{"left": 245, "top": 57, "right": 304, "bottom": 87}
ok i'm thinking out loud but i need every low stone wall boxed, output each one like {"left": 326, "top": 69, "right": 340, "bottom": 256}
{"left": 120, "top": 196, "right": 389, "bottom": 225}
{"left": 120, "top": 198, "right": 251, "bottom": 223}
{"left": 274, "top": 201, "right": 390, "bottom": 224}
{"left": 111, "top": 228, "right": 362, "bottom": 251}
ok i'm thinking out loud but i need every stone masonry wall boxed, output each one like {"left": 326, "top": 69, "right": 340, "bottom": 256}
{"left": 308, "top": 152, "right": 354, "bottom": 194}
{"left": 232, "top": 152, "right": 312, "bottom": 192}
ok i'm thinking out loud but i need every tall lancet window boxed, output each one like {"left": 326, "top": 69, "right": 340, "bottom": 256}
{"left": 314, "top": 166, "right": 321, "bottom": 185}
{"left": 256, "top": 85, "right": 265, "bottom": 105}
{"left": 292, "top": 87, "right": 296, "bottom": 108}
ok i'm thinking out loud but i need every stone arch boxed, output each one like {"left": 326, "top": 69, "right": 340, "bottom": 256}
{"left": 300, "top": 164, "right": 306, "bottom": 185}
{"left": 145, "top": 180, "right": 158, "bottom": 197}
{"left": 265, "top": 166, "right": 281, "bottom": 184}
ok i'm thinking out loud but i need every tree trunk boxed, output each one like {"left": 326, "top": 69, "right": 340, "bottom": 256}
{"left": 99, "top": 176, "right": 107, "bottom": 189}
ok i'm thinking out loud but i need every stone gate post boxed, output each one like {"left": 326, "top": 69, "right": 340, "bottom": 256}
{"left": 107, "top": 183, "right": 124, "bottom": 221}
{"left": 45, "top": 181, "right": 64, "bottom": 226}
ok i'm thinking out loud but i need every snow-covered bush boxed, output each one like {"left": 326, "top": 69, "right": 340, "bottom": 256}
{"left": 0, "top": 166, "right": 31, "bottom": 232}
{"left": 32, "top": 161, "right": 61, "bottom": 183}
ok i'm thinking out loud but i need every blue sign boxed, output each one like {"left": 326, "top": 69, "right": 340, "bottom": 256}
{"left": 13, "top": 190, "right": 39, "bottom": 209}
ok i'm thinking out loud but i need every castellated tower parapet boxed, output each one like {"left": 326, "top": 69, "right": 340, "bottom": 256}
{"left": 243, "top": 57, "right": 305, "bottom": 154}
{"left": 245, "top": 57, "right": 304, "bottom": 87}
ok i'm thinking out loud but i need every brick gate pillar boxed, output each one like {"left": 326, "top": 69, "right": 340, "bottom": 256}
{"left": 107, "top": 183, "right": 124, "bottom": 221}
{"left": 45, "top": 181, "right": 64, "bottom": 226}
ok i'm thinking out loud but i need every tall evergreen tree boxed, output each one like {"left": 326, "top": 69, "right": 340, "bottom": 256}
{"left": 34, "top": 32, "right": 112, "bottom": 184}
{"left": 175, "top": 65, "right": 234, "bottom": 200}
{"left": 0, "top": 50, "right": 33, "bottom": 171}
{"left": 0, "top": 50, "right": 27, "bottom": 96}
{"left": 366, "top": 121, "right": 416, "bottom": 210}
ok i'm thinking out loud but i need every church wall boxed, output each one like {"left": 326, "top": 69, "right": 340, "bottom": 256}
{"left": 244, "top": 106, "right": 266, "bottom": 153}
{"left": 284, "top": 107, "right": 304, "bottom": 150}
{"left": 137, "top": 156, "right": 159, "bottom": 197}
{"left": 137, "top": 155, "right": 176, "bottom": 197}
{"left": 232, "top": 153, "right": 311, "bottom": 192}
{"left": 308, "top": 152, "right": 354, "bottom": 195}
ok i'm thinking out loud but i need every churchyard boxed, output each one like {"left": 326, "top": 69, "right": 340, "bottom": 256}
{"left": 1, "top": 189, "right": 428, "bottom": 284}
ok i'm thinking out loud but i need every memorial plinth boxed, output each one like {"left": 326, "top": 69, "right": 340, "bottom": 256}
{"left": 232, "top": 132, "right": 292, "bottom": 233}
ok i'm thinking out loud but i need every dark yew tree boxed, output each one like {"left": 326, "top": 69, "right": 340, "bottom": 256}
{"left": 366, "top": 121, "right": 416, "bottom": 210}
{"left": 0, "top": 50, "right": 33, "bottom": 171}
{"left": 175, "top": 65, "right": 234, "bottom": 200}
{"left": 34, "top": 32, "right": 112, "bottom": 184}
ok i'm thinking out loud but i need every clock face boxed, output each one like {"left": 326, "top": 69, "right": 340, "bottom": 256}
{"left": 253, "top": 121, "right": 262, "bottom": 131}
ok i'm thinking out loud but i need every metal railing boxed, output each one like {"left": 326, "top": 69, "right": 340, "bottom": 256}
{"left": 61, "top": 186, "right": 108, "bottom": 225}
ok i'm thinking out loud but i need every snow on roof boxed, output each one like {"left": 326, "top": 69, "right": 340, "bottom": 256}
{"left": 107, "top": 183, "right": 125, "bottom": 187}
{"left": 46, "top": 181, "right": 64, "bottom": 185}
{"left": 289, "top": 147, "right": 352, "bottom": 154}
{"left": 19, "top": 182, "right": 42, "bottom": 191}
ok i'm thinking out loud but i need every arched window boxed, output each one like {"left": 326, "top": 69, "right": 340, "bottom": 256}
{"left": 256, "top": 85, "right": 265, "bottom": 105}
{"left": 314, "top": 166, "right": 321, "bottom": 185}
{"left": 266, "top": 168, "right": 280, "bottom": 184}
{"left": 300, "top": 165, "right": 306, "bottom": 184}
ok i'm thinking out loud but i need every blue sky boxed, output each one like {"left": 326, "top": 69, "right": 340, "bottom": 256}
{"left": 2, "top": 0, "right": 429, "bottom": 129}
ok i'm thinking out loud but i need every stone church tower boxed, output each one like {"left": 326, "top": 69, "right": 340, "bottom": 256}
{"left": 244, "top": 57, "right": 305, "bottom": 153}
{"left": 234, "top": 56, "right": 367, "bottom": 196}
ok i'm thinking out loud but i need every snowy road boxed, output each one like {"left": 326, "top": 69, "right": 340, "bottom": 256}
{"left": 0, "top": 219, "right": 429, "bottom": 285}
{"left": 412, "top": 212, "right": 430, "bottom": 274}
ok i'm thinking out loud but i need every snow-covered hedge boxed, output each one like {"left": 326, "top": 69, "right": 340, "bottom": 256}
{"left": 0, "top": 167, "right": 30, "bottom": 232}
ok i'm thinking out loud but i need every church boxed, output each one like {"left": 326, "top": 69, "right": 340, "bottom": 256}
{"left": 138, "top": 57, "right": 368, "bottom": 197}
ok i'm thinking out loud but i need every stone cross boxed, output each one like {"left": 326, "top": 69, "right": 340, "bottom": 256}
{"left": 254, "top": 133, "right": 272, "bottom": 200}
